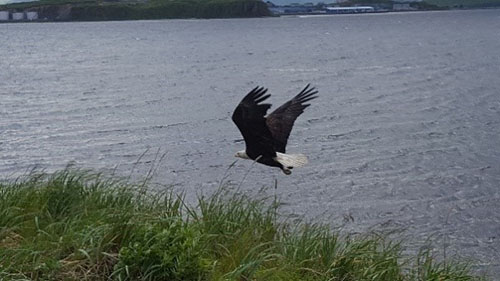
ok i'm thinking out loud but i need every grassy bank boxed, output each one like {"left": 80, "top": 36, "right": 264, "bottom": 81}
{"left": 0, "top": 169, "right": 484, "bottom": 280}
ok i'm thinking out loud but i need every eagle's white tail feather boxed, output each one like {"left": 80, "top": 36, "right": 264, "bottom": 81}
{"left": 275, "top": 152, "right": 308, "bottom": 168}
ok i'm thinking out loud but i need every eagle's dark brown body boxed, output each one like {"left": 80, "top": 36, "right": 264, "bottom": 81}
{"left": 232, "top": 84, "right": 318, "bottom": 174}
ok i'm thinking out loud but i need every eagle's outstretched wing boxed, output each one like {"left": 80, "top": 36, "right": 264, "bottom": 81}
{"left": 232, "top": 86, "right": 277, "bottom": 158}
{"left": 266, "top": 84, "right": 318, "bottom": 153}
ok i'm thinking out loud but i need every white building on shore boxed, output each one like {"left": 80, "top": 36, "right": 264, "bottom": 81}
{"left": 12, "top": 11, "right": 24, "bottom": 20}
{"left": 26, "top": 11, "right": 38, "bottom": 20}
{"left": 0, "top": 10, "right": 9, "bottom": 20}
{"left": 0, "top": 10, "right": 39, "bottom": 21}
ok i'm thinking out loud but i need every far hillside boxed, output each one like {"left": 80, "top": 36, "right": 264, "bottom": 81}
{"left": 342, "top": 0, "right": 500, "bottom": 8}
{"left": 419, "top": 0, "right": 500, "bottom": 8}
{"left": 0, "top": 0, "right": 271, "bottom": 21}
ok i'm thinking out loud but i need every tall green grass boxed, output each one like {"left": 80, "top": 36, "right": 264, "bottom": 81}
{"left": 0, "top": 169, "right": 486, "bottom": 280}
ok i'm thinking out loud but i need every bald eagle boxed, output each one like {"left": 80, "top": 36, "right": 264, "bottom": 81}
{"left": 232, "top": 84, "right": 318, "bottom": 175}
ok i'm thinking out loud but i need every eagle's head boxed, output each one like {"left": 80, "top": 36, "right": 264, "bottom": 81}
{"left": 235, "top": 150, "right": 250, "bottom": 159}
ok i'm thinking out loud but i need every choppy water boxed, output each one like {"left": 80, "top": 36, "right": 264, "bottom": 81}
{"left": 1, "top": 9, "right": 500, "bottom": 277}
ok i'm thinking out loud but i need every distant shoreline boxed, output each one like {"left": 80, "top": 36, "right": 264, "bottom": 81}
{"left": 0, "top": 0, "right": 271, "bottom": 22}
{"left": 1, "top": 2, "right": 499, "bottom": 23}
